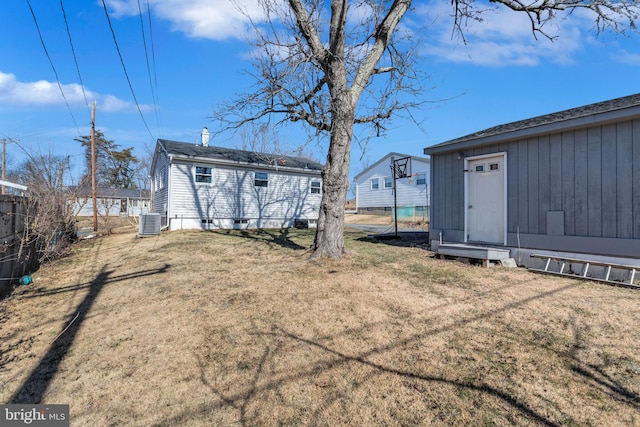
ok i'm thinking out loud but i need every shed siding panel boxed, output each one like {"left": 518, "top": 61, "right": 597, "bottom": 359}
{"left": 507, "top": 140, "right": 519, "bottom": 233}
{"left": 432, "top": 155, "right": 443, "bottom": 229}
{"left": 452, "top": 154, "right": 463, "bottom": 230}
{"left": 587, "top": 127, "right": 602, "bottom": 237}
{"left": 517, "top": 139, "right": 528, "bottom": 234}
{"left": 634, "top": 119, "right": 640, "bottom": 239}
{"left": 433, "top": 152, "right": 464, "bottom": 231}
{"left": 601, "top": 124, "right": 617, "bottom": 238}
{"left": 527, "top": 138, "right": 539, "bottom": 234}
{"left": 435, "top": 155, "right": 446, "bottom": 230}
{"left": 443, "top": 154, "right": 454, "bottom": 229}
{"left": 548, "top": 134, "right": 563, "bottom": 211}
{"left": 616, "top": 121, "right": 633, "bottom": 238}
{"left": 561, "top": 131, "right": 575, "bottom": 236}
{"left": 538, "top": 135, "right": 550, "bottom": 233}
{"left": 574, "top": 129, "right": 588, "bottom": 236}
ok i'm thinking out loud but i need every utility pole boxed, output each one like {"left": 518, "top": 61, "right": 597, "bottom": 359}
{"left": 2, "top": 138, "right": 6, "bottom": 195}
{"left": 91, "top": 100, "right": 98, "bottom": 232}
{"left": 1, "top": 137, "right": 18, "bottom": 195}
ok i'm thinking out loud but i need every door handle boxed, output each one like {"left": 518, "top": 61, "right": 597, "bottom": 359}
{"left": 468, "top": 205, "right": 473, "bottom": 208}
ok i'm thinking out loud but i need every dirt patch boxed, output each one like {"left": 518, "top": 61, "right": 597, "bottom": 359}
{"left": 1, "top": 228, "right": 639, "bottom": 426}
{"left": 345, "top": 213, "right": 428, "bottom": 230}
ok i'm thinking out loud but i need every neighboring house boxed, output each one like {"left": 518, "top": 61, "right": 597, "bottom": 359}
{"left": 353, "top": 153, "right": 430, "bottom": 219}
{"left": 424, "top": 93, "right": 640, "bottom": 264}
{"left": 150, "top": 138, "right": 323, "bottom": 231}
{"left": 70, "top": 187, "right": 151, "bottom": 217}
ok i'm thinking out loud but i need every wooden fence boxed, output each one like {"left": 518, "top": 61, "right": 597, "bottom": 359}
{"left": 0, "top": 195, "right": 39, "bottom": 295}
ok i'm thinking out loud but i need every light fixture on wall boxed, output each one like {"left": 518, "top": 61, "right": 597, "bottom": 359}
{"left": 457, "top": 152, "right": 465, "bottom": 160}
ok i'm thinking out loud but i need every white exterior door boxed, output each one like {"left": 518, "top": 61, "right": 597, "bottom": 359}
{"left": 466, "top": 153, "right": 506, "bottom": 244}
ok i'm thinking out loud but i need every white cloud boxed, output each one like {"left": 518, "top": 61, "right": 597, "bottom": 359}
{"left": 611, "top": 49, "right": 640, "bottom": 66}
{"left": 0, "top": 71, "right": 152, "bottom": 113}
{"left": 104, "top": 0, "right": 268, "bottom": 40}
{"left": 102, "top": 0, "right": 634, "bottom": 67}
{"left": 100, "top": 94, "right": 153, "bottom": 113}
{"left": 415, "top": 2, "right": 591, "bottom": 67}
{"left": 99, "top": 0, "right": 141, "bottom": 17}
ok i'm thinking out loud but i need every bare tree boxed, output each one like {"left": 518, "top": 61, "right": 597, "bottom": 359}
{"left": 451, "top": 0, "right": 638, "bottom": 42}
{"left": 215, "top": 0, "right": 417, "bottom": 258}
{"left": 14, "top": 151, "right": 77, "bottom": 262}
{"left": 236, "top": 122, "right": 320, "bottom": 162}
{"left": 214, "top": 0, "right": 638, "bottom": 259}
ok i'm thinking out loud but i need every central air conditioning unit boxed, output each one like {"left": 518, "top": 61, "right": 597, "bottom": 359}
{"left": 139, "top": 213, "right": 161, "bottom": 236}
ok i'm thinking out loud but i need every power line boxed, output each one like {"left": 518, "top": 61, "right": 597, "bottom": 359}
{"left": 100, "top": 0, "right": 155, "bottom": 142}
{"left": 60, "top": 0, "right": 89, "bottom": 109}
{"left": 25, "top": 0, "right": 81, "bottom": 135}
{"left": 137, "top": 0, "right": 160, "bottom": 128}
{"left": 146, "top": 0, "right": 160, "bottom": 108}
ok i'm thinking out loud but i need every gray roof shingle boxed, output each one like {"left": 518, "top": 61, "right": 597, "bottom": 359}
{"left": 159, "top": 139, "right": 323, "bottom": 171}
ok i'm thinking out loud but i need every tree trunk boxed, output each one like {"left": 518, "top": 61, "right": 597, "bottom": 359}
{"left": 311, "top": 92, "right": 353, "bottom": 259}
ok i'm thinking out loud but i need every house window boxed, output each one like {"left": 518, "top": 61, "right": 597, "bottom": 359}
{"left": 310, "top": 180, "right": 321, "bottom": 194}
{"left": 370, "top": 178, "right": 379, "bottom": 190}
{"left": 384, "top": 177, "right": 393, "bottom": 189}
{"left": 475, "top": 165, "right": 484, "bottom": 172}
{"left": 255, "top": 172, "right": 268, "bottom": 187}
{"left": 416, "top": 173, "right": 426, "bottom": 185}
{"left": 490, "top": 163, "right": 499, "bottom": 171}
{"left": 233, "top": 219, "right": 248, "bottom": 224}
{"left": 195, "top": 166, "right": 212, "bottom": 183}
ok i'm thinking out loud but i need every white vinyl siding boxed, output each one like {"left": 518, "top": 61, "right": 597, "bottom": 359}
{"left": 166, "top": 161, "right": 321, "bottom": 230}
{"left": 152, "top": 152, "right": 170, "bottom": 215}
{"left": 355, "top": 154, "right": 430, "bottom": 211}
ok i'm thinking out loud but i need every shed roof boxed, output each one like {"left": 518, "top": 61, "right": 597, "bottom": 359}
{"left": 158, "top": 139, "right": 323, "bottom": 171}
{"left": 424, "top": 93, "right": 640, "bottom": 155}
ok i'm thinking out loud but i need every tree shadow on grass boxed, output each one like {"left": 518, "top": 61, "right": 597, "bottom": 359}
{"left": 355, "top": 231, "right": 430, "bottom": 249}
{"left": 163, "top": 282, "right": 590, "bottom": 426}
{"left": 560, "top": 322, "right": 640, "bottom": 409}
{"left": 212, "top": 228, "right": 310, "bottom": 251}
{"left": 16, "top": 265, "right": 170, "bottom": 299}
{"left": 9, "top": 263, "right": 170, "bottom": 404}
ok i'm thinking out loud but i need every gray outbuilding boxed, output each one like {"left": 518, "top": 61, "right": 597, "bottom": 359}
{"left": 424, "top": 93, "right": 640, "bottom": 267}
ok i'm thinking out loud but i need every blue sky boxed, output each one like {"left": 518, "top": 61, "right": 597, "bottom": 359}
{"left": 1, "top": 1, "right": 639, "bottom": 186}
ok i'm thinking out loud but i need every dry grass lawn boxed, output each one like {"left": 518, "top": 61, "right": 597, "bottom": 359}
{"left": 1, "top": 225, "right": 639, "bottom": 426}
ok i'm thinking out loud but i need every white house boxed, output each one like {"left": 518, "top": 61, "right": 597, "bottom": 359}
{"left": 353, "top": 152, "right": 430, "bottom": 219}
{"left": 150, "top": 138, "right": 323, "bottom": 231}
{"left": 70, "top": 187, "right": 150, "bottom": 217}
